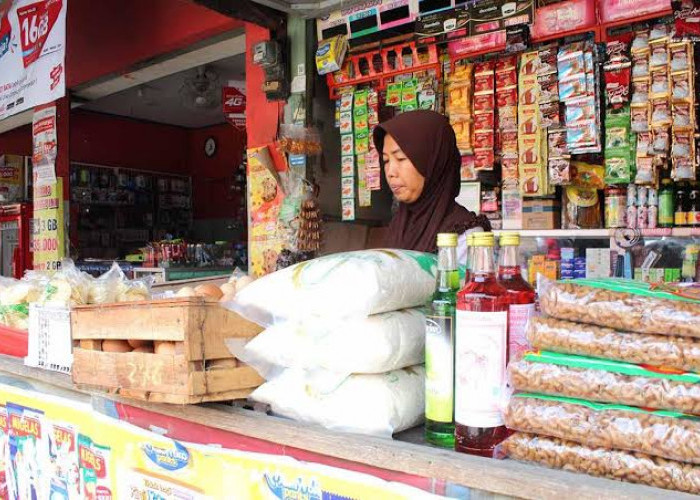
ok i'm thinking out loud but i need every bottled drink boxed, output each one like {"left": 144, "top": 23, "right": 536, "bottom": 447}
{"left": 455, "top": 232, "right": 510, "bottom": 457}
{"left": 464, "top": 232, "right": 475, "bottom": 284}
{"left": 675, "top": 182, "right": 688, "bottom": 227}
{"left": 497, "top": 232, "right": 536, "bottom": 364}
{"left": 688, "top": 184, "right": 700, "bottom": 227}
{"left": 659, "top": 179, "right": 675, "bottom": 228}
{"left": 425, "top": 233, "right": 460, "bottom": 448}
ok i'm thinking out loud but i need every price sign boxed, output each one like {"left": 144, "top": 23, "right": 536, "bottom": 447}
{"left": 32, "top": 177, "right": 64, "bottom": 272}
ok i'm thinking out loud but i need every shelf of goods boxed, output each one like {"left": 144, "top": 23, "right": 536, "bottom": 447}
{"left": 0, "top": 355, "right": 689, "bottom": 500}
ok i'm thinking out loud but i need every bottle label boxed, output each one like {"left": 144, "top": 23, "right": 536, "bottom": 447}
{"left": 508, "top": 303, "right": 536, "bottom": 363}
{"left": 455, "top": 309, "right": 508, "bottom": 428}
{"left": 675, "top": 212, "right": 688, "bottom": 226}
{"left": 425, "top": 315, "right": 454, "bottom": 423}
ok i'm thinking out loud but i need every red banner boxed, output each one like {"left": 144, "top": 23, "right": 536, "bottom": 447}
{"left": 222, "top": 86, "right": 246, "bottom": 129}
{"left": 532, "top": 0, "right": 596, "bottom": 39}
{"left": 600, "top": 0, "right": 671, "bottom": 23}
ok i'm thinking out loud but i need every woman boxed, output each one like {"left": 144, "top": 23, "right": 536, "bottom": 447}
{"left": 373, "top": 110, "right": 491, "bottom": 258}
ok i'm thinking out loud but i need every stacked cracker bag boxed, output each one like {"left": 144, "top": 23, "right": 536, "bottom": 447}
{"left": 503, "top": 278, "right": 700, "bottom": 494}
{"left": 226, "top": 249, "right": 437, "bottom": 437}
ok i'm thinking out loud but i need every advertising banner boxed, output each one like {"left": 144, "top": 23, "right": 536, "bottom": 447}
{"left": 222, "top": 84, "right": 246, "bottom": 129}
{"left": 0, "top": 0, "right": 66, "bottom": 120}
{"left": 31, "top": 177, "right": 64, "bottom": 272}
{"left": 0, "top": 382, "right": 441, "bottom": 499}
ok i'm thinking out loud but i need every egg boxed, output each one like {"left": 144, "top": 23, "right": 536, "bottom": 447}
{"left": 176, "top": 286, "right": 196, "bottom": 298}
{"left": 101, "top": 339, "right": 132, "bottom": 353}
{"left": 154, "top": 341, "right": 184, "bottom": 355}
{"left": 220, "top": 282, "right": 236, "bottom": 296}
{"left": 128, "top": 339, "right": 150, "bottom": 349}
{"left": 132, "top": 344, "right": 154, "bottom": 353}
{"left": 235, "top": 276, "right": 254, "bottom": 293}
{"left": 219, "top": 292, "right": 236, "bottom": 303}
{"left": 195, "top": 284, "right": 223, "bottom": 300}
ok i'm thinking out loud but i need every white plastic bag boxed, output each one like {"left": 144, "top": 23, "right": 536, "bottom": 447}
{"left": 227, "top": 249, "right": 436, "bottom": 326}
{"left": 232, "top": 309, "right": 425, "bottom": 377}
{"left": 250, "top": 366, "right": 425, "bottom": 437}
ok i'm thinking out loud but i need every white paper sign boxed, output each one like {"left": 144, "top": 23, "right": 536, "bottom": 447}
{"left": 32, "top": 103, "right": 56, "bottom": 186}
{"left": 0, "top": 0, "right": 67, "bottom": 120}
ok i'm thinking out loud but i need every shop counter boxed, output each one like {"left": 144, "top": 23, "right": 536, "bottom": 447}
{"left": 0, "top": 354, "right": 690, "bottom": 499}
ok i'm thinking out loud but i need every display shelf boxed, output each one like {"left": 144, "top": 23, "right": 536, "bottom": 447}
{"left": 494, "top": 229, "right": 610, "bottom": 238}
{"left": 494, "top": 228, "right": 700, "bottom": 239}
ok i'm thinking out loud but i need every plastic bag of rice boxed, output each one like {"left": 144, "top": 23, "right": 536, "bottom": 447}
{"left": 227, "top": 249, "right": 436, "bottom": 326}
{"left": 230, "top": 309, "right": 425, "bottom": 377}
{"left": 250, "top": 366, "right": 425, "bottom": 437}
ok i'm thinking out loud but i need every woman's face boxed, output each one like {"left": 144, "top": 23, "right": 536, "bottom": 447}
{"left": 382, "top": 134, "right": 425, "bottom": 204}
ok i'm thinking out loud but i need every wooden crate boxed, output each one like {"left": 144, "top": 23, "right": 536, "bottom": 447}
{"left": 70, "top": 297, "right": 265, "bottom": 404}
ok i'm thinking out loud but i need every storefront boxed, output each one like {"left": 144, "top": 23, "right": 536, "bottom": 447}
{"left": 0, "top": 0, "right": 699, "bottom": 498}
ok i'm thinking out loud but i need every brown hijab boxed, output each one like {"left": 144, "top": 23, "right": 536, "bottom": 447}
{"left": 373, "top": 110, "right": 491, "bottom": 252}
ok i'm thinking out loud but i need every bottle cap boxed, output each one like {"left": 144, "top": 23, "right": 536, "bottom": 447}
{"left": 473, "top": 232, "right": 495, "bottom": 247}
{"left": 499, "top": 231, "right": 520, "bottom": 246}
{"left": 437, "top": 233, "right": 458, "bottom": 247}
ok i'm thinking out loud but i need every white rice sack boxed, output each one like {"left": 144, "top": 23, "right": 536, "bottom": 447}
{"left": 232, "top": 309, "right": 425, "bottom": 377}
{"left": 227, "top": 249, "right": 436, "bottom": 326}
{"left": 251, "top": 366, "right": 425, "bottom": 437}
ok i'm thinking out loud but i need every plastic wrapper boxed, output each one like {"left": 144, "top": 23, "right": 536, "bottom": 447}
{"left": 505, "top": 394, "right": 700, "bottom": 464}
{"left": 228, "top": 309, "right": 425, "bottom": 378}
{"left": 278, "top": 124, "right": 322, "bottom": 155}
{"left": 509, "top": 352, "right": 700, "bottom": 414}
{"left": 39, "top": 260, "right": 91, "bottom": 306}
{"left": 228, "top": 249, "right": 436, "bottom": 327}
{"left": 503, "top": 433, "right": 700, "bottom": 495}
{"left": 250, "top": 366, "right": 424, "bottom": 437}
{"left": 527, "top": 316, "right": 700, "bottom": 373}
{"left": 538, "top": 278, "right": 700, "bottom": 337}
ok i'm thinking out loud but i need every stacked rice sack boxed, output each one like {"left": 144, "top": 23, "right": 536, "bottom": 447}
{"left": 503, "top": 278, "right": 700, "bottom": 495}
{"left": 226, "top": 249, "right": 437, "bottom": 437}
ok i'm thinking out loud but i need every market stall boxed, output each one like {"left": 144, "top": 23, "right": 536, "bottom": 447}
{"left": 2, "top": 0, "right": 700, "bottom": 498}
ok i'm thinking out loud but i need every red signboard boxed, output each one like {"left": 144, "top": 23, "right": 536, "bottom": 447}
{"left": 448, "top": 30, "right": 506, "bottom": 59}
{"left": 532, "top": 0, "right": 596, "bottom": 39}
{"left": 600, "top": 0, "right": 671, "bottom": 23}
{"left": 16, "top": 0, "right": 63, "bottom": 68}
{"left": 222, "top": 86, "right": 246, "bottom": 129}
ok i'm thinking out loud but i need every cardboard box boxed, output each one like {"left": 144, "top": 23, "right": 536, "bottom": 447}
{"left": 522, "top": 199, "right": 561, "bottom": 230}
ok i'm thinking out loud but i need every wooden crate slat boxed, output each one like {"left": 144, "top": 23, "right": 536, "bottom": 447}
{"left": 72, "top": 349, "right": 190, "bottom": 394}
{"left": 71, "top": 301, "right": 189, "bottom": 341}
{"left": 189, "top": 365, "right": 264, "bottom": 395}
{"left": 184, "top": 304, "right": 263, "bottom": 361}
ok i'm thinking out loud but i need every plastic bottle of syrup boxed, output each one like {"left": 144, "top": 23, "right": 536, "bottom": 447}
{"left": 425, "top": 233, "right": 460, "bottom": 448}
{"left": 455, "top": 232, "right": 510, "bottom": 457}
{"left": 497, "top": 232, "right": 536, "bottom": 364}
